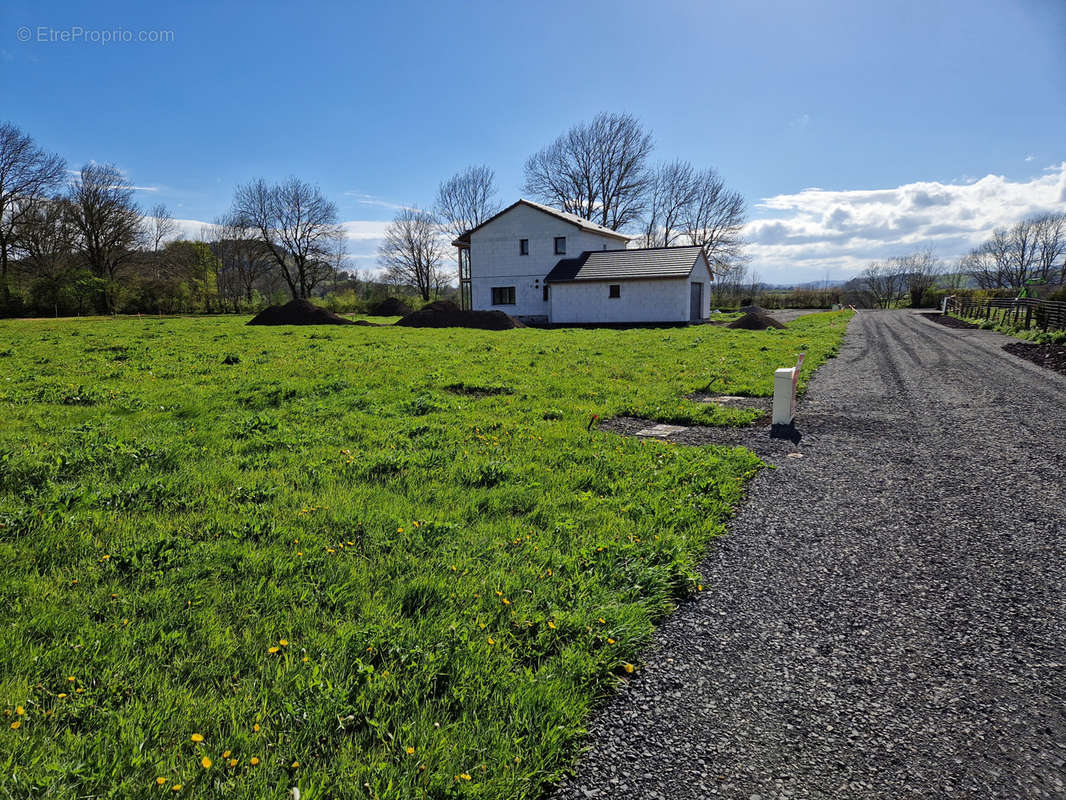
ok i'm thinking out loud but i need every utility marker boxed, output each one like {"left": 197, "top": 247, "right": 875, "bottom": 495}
{"left": 771, "top": 353, "right": 804, "bottom": 437}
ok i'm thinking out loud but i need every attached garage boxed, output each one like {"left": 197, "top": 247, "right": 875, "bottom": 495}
{"left": 545, "top": 245, "right": 714, "bottom": 325}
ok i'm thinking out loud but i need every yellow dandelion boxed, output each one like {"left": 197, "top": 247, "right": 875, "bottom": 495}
{"left": 250, "top": 757, "right": 260, "bottom": 766}
{"left": 253, "top": 723, "right": 260, "bottom": 732}
{"left": 171, "top": 785, "right": 182, "bottom": 793}
{"left": 292, "top": 761, "right": 300, "bottom": 768}
{"left": 547, "top": 620, "right": 556, "bottom": 629}
{"left": 201, "top": 757, "right": 212, "bottom": 769}
{"left": 405, "top": 746, "right": 416, "bottom": 755}
{"left": 487, "top": 637, "right": 495, "bottom": 645}
{"left": 58, "top": 693, "right": 67, "bottom": 699}
{"left": 279, "top": 639, "right": 289, "bottom": 647}
{"left": 623, "top": 663, "right": 635, "bottom": 673}
{"left": 222, "top": 750, "right": 231, "bottom": 758}
{"left": 396, "top": 527, "right": 404, "bottom": 533}
{"left": 15, "top": 706, "right": 24, "bottom": 716}
{"left": 190, "top": 733, "right": 204, "bottom": 743}
{"left": 598, "top": 618, "right": 606, "bottom": 624}
{"left": 501, "top": 598, "right": 510, "bottom": 605}
{"left": 156, "top": 777, "right": 166, "bottom": 785}
{"left": 268, "top": 646, "right": 280, "bottom": 654}
{"left": 75, "top": 688, "right": 84, "bottom": 694}
{"left": 10, "top": 721, "right": 20, "bottom": 729}
{"left": 607, "top": 638, "right": 616, "bottom": 644}
{"left": 460, "top": 773, "right": 472, "bottom": 781}
{"left": 228, "top": 758, "right": 238, "bottom": 768}
{"left": 67, "top": 676, "right": 75, "bottom": 682}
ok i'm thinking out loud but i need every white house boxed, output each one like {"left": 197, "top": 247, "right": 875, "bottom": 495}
{"left": 454, "top": 199, "right": 713, "bottom": 325}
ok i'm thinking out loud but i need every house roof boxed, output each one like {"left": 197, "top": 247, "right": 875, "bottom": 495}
{"left": 452, "top": 199, "right": 633, "bottom": 245}
{"left": 545, "top": 245, "right": 711, "bottom": 283}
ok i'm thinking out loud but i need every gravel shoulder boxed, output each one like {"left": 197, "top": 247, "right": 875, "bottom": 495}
{"left": 553, "top": 310, "right": 1066, "bottom": 800}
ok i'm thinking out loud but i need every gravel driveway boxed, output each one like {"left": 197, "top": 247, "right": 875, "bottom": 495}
{"left": 554, "top": 310, "right": 1066, "bottom": 800}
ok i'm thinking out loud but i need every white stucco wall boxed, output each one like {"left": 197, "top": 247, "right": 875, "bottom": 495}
{"left": 468, "top": 203, "right": 624, "bottom": 317}
{"left": 549, "top": 259, "right": 713, "bottom": 325}
{"left": 549, "top": 278, "right": 686, "bottom": 324}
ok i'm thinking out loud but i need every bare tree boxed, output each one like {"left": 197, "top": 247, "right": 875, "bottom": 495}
{"left": 965, "top": 213, "right": 1066, "bottom": 289}
{"left": 434, "top": 165, "right": 501, "bottom": 241}
{"left": 900, "top": 248, "right": 942, "bottom": 307}
{"left": 684, "top": 168, "right": 747, "bottom": 271}
{"left": 13, "top": 195, "right": 75, "bottom": 305}
{"left": 523, "top": 112, "right": 653, "bottom": 231}
{"left": 211, "top": 213, "right": 274, "bottom": 310}
{"left": 231, "top": 177, "right": 343, "bottom": 299}
{"left": 860, "top": 260, "right": 906, "bottom": 309}
{"left": 378, "top": 208, "right": 446, "bottom": 301}
{"left": 0, "top": 122, "right": 67, "bottom": 307}
{"left": 66, "top": 163, "right": 144, "bottom": 311}
{"left": 1032, "top": 212, "right": 1066, "bottom": 285}
{"left": 641, "top": 160, "right": 699, "bottom": 247}
{"left": 147, "top": 203, "right": 177, "bottom": 253}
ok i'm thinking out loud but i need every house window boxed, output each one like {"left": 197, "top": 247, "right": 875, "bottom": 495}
{"left": 554, "top": 236, "right": 566, "bottom": 255}
{"left": 519, "top": 238, "right": 529, "bottom": 255}
{"left": 543, "top": 285, "right": 549, "bottom": 302}
{"left": 609, "top": 284, "right": 621, "bottom": 298}
{"left": 491, "top": 286, "right": 516, "bottom": 305}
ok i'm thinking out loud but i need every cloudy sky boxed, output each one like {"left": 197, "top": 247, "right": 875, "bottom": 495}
{"left": 3, "top": 0, "right": 1065, "bottom": 284}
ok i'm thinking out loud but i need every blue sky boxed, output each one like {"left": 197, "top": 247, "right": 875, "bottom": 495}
{"left": 3, "top": 0, "right": 1065, "bottom": 283}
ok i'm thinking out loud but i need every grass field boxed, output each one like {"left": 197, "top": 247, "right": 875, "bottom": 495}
{"left": 0, "top": 312, "right": 850, "bottom": 799}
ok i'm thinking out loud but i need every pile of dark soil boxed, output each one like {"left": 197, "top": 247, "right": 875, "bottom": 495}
{"left": 727, "top": 312, "right": 786, "bottom": 330}
{"left": 739, "top": 304, "right": 767, "bottom": 315}
{"left": 395, "top": 306, "right": 526, "bottom": 330}
{"left": 247, "top": 299, "right": 355, "bottom": 326}
{"left": 1003, "top": 341, "right": 1066, "bottom": 377}
{"left": 921, "top": 312, "right": 978, "bottom": 330}
{"left": 368, "top": 297, "right": 413, "bottom": 316}
{"left": 421, "top": 299, "right": 460, "bottom": 312}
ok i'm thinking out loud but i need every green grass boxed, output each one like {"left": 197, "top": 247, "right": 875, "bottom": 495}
{"left": 0, "top": 312, "right": 850, "bottom": 799}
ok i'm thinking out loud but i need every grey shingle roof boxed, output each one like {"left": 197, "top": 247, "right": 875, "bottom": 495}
{"left": 453, "top": 199, "right": 633, "bottom": 245}
{"left": 545, "top": 246, "right": 709, "bottom": 283}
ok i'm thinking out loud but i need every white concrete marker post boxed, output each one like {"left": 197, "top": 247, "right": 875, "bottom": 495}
{"left": 772, "top": 353, "right": 805, "bottom": 427}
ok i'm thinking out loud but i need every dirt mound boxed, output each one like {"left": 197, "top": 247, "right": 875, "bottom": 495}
{"left": 247, "top": 299, "right": 355, "bottom": 326}
{"left": 421, "top": 299, "right": 460, "bottom": 313}
{"left": 395, "top": 307, "right": 526, "bottom": 330}
{"left": 1003, "top": 341, "right": 1066, "bottom": 377}
{"left": 739, "top": 304, "right": 768, "bottom": 315}
{"left": 369, "top": 297, "right": 413, "bottom": 316}
{"left": 727, "top": 312, "right": 786, "bottom": 330}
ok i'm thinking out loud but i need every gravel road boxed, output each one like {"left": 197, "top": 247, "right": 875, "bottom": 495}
{"left": 554, "top": 310, "right": 1066, "bottom": 800}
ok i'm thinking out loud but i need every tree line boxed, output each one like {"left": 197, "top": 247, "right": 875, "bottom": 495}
{"left": 850, "top": 213, "right": 1066, "bottom": 310}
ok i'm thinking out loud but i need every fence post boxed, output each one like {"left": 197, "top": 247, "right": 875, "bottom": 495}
{"left": 1025, "top": 306, "right": 1032, "bottom": 330}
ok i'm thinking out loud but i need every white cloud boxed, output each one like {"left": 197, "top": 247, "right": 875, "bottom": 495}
{"left": 343, "top": 192, "right": 419, "bottom": 212}
{"left": 1025, "top": 154, "right": 1035, "bottom": 162}
{"left": 745, "top": 163, "right": 1066, "bottom": 284}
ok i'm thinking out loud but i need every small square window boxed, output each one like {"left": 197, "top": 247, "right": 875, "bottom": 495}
{"left": 554, "top": 236, "right": 566, "bottom": 255}
{"left": 519, "top": 239, "right": 529, "bottom": 255}
{"left": 491, "top": 286, "right": 516, "bottom": 305}
{"left": 609, "top": 284, "right": 621, "bottom": 298}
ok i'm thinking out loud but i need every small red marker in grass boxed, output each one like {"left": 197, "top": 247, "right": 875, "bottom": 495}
{"left": 587, "top": 414, "right": 599, "bottom": 431}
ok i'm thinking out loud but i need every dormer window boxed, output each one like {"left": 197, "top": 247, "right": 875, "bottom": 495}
{"left": 554, "top": 236, "right": 566, "bottom": 255}
{"left": 519, "top": 238, "right": 529, "bottom": 255}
